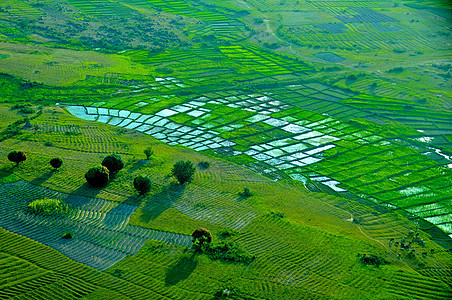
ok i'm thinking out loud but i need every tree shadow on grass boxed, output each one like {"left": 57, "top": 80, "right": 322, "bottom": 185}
{"left": 139, "top": 182, "right": 185, "bottom": 223}
{"left": 30, "top": 171, "right": 54, "bottom": 186}
{"left": 64, "top": 182, "right": 103, "bottom": 207}
{"left": 165, "top": 253, "right": 198, "bottom": 286}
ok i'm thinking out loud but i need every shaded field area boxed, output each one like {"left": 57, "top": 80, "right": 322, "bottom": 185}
{"left": 0, "top": 180, "right": 191, "bottom": 270}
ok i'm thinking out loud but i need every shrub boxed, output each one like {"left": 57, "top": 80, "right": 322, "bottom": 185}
{"left": 50, "top": 158, "right": 62, "bottom": 170}
{"left": 203, "top": 242, "right": 255, "bottom": 264}
{"left": 198, "top": 161, "right": 210, "bottom": 169}
{"left": 238, "top": 187, "right": 251, "bottom": 197}
{"left": 346, "top": 74, "right": 358, "bottom": 81}
{"left": 62, "top": 232, "right": 73, "bottom": 239}
{"left": 144, "top": 146, "right": 154, "bottom": 160}
{"left": 134, "top": 175, "right": 152, "bottom": 195}
{"left": 7, "top": 150, "right": 26, "bottom": 166}
{"left": 19, "top": 106, "right": 35, "bottom": 114}
{"left": 172, "top": 160, "right": 196, "bottom": 184}
{"left": 85, "top": 166, "right": 109, "bottom": 187}
{"left": 101, "top": 154, "right": 124, "bottom": 174}
{"left": 27, "top": 198, "right": 70, "bottom": 216}
{"left": 358, "top": 253, "right": 388, "bottom": 267}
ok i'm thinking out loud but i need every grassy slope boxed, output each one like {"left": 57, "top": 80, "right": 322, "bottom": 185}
{"left": 0, "top": 0, "right": 451, "bottom": 298}
{"left": 0, "top": 106, "right": 450, "bottom": 299}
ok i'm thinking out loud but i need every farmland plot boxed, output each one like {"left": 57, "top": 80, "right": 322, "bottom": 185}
{"left": 0, "top": 181, "right": 192, "bottom": 270}
{"left": 68, "top": 87, "right": 452, "bottom": 241}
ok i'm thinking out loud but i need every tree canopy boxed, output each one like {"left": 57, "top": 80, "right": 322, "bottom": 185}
{"left": 172, "top": 160, "right": 196, "bottom": 184}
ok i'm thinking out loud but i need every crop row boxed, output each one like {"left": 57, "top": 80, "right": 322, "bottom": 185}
{"left": 0, "top": 180, "right": 192, "bottom": 270}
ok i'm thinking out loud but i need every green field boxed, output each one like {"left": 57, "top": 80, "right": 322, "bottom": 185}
{"left": 0, "top": 0, "right": 451, "bottom": 299}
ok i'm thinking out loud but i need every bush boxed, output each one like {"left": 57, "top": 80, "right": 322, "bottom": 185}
{"left": 19, "top": 106, "right": 35, "bottom": 114}
{"left": 238, "top": 187, "right": 251, "bottom": 197}
{"left": 50, "top": 158, "right": 62, "bottom": 170}
{"left": 85, "top": 166, "right": 109, "bottom": 187}
{"left": 62, "top": 232, "right": 73, "bottom": 239}
{"left": 358, "top": 254, "right": 388, "bottom": 267}
{"left": 27, "top": 198, "right": 70, "bottom": 216}
{"left": 203, "top": 242, "right": 255, "bottom": 264}
{"left": 134, "top": 175, "right": 152, "bottom": 195}
{"left": 198, "top": 161, "right": 210, "bottom": 169}
{"left": 172, "top": 160, "right": 196, "bottom": 184}
{"left": 7, "top": 150, "right": 26, "bottom": 166}
{"left": 101, "top": 154, "right": 124, "bottom": 174}
{"left": 144, "top": 146, "right": 154, "bottom": 160}
{"left": 346, "top": 74, "right": 358, "bottom": 81}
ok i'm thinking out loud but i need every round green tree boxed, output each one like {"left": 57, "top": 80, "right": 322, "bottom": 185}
{"left": 50, "top": 158, "right": 63, "bottom": 171}
{"left": 8, "top": 150, "right": 26, "bottom": 166}
{"left": 101, "top": 154, "right": 124, "bottom": 174}
{"left": 172, "top": 160, "right": 196, "bottom": 184}
{"left": 134, "top": 175, "right": 152, "bottom": 195}
{"left": 85, "top": 166, "right": 109, "bottom": 187}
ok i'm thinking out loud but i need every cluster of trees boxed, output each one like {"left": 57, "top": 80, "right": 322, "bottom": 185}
{"left": 191, "top": 228, "right": 255, "bottom": 264}
{"left": 83, "top": 152, "right": 197, "bottom": 196}
{"left": 7, "top": 149, "right": 198, "bottom": 196}
{"left": 8, "top": 150, "right": 63, "bottom": 171}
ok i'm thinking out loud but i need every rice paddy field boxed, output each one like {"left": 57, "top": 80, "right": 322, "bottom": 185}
{"left": 0, "top": 0, "right": 451, "bottom": 299}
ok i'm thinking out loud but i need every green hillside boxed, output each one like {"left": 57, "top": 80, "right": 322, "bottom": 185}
{"left": 0, "top": 0, "right": 451, "bottom": 299}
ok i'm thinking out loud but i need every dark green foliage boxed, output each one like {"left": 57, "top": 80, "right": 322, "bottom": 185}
{"left": 219, "top": 230, "right": 234, "bottom": 239}
{"left": 134, "top": 175, "right": 152, "bottom": 195}
{"left": 102, "top": 154, "right": 124, "bottom": 174}
{"left": 172, "top": 160, "right": 196, "bottom": 184}
{"left": 214, "top": 287, "right": 234, "bottom": 299}
{"left": 50, "top": 158, "right": 62, "bottom": 170}
{"left": 238, "top": 187, "right": 251, "bottom": 197}
{"left": 192, "top": 228, "right": 254, "bottom": 264}
{"left": 62, "top": 232, "right": 73, "bottom": 239}
{"left": 269, "top": 211, "right": 285, "bottom": 218}
{"left": 12, "top": 103, "right": 32, "bottom": 109}
{"left": 144, "top": 147, "right": 154, "bottom": 160}
{"left": 347, "top": 74, "right": 358, "bottom": 81}
{"left": 387, "top": 67, "right": 404, "bottom": 73}
{"left": 85, "top": 166, "right": 109, "bottom": 187}
{"left": 192, "top": 228, "right": 212, "bottom": 244}
{"left": 201, "top": 242, "right": 255, "bottom": 264}
{"left": 198, "top": 161, "right": 210, "bottom": 169}
{"left": 358, "top": 253, "right": 388, "bottom": 267}
{"left": 19, "top": 106, "right": 35, "bottom": 114}
{"left": 155, "top": 66, "right": 174, "bottom": 74}
{"left": 7, "top": 151, "right": 26, "bottom": 166}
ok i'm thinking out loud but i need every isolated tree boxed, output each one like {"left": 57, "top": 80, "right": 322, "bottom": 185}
{"left": 144, "top": 146, "right": 154, "bottom": 160}
{"left": 172, "top": 160, "right": 196, "bottom": 184}
{"left": 134, "top": 175, "right": 152, "bottom": 195}
{"left": 101, "top": 154, "right": 124, "bottom": 174}
{"left": 8, "top": 150, "right": 26, "bottom": 166}
{"left": 85, "top": 166, "right": 109, "bottom": 187}
{"left": 49, "top": 158, "right": 63, "bottom": 171}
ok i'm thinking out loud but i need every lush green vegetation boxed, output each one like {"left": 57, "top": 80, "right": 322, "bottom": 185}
{"left": 0, "top": 0, "right": 451, "bottom": 299}
{"left": 27, "top": 198, "right": 70, "bottom": 216}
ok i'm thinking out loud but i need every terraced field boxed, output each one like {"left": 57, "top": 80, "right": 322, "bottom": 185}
{"left": 0, "top": 0, "right": 451, "bottom": 299}
{"left": 0, "top": 180, "right": 191, "bottom": 270}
